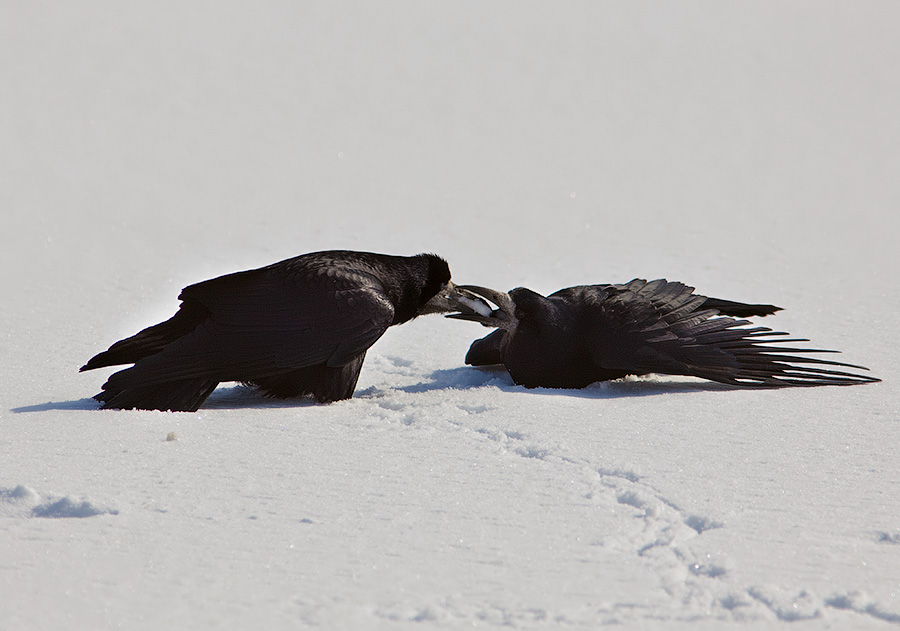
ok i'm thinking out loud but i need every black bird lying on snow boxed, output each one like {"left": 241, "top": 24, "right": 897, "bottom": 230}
{"left": 448, "top": 279, "right": 879, "bottom": 389}
{"left": 81, "top": 250, "right": 485, "bottom": 411}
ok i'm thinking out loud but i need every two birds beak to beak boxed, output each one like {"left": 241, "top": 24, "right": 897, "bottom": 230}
{"left": 425, "top": 283, "right": 513, "bottom": 329}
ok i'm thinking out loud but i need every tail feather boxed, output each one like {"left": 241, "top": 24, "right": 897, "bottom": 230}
{"left": 676, "top": 329, "right": 879, "bottom": 387}
{"left": 81, "top": 302, "right": 210, "bottom": 371}
{"left": 631, "top": 284, "right": 877, "bottom": 387}
{"left": 95, "top": 367, "right": 219, "bottom": 412}
{"left": 699, "top": 297, "right": 782, "bottom": 318}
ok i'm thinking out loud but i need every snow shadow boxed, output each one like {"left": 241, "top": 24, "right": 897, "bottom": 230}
{"left": 32, "top": 496, "right": 119, "bottom": 518}
{"left": 11, "top": 398, "right": 101, "bottom": 413}
{"left": 10, "top": 385, "right": 328, "bottom": 413}
{"left": 401, "top": 367, "right": 742, "bottom": 399}
{"left": 11, "top": 371, "right": 741, "bottom": 415}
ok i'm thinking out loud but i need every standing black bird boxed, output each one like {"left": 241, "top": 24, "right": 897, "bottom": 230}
{"left": 448, "top": 279, "right": 879, "bottom": 389}
{"left": 81, "top": 250, "right": 479, "bottom": 411}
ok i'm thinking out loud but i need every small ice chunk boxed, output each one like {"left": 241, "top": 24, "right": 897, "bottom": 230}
{"left": 458, "top": 295, "right": 492, "bottom": 317}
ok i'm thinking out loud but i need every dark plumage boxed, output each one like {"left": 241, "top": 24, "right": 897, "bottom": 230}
{"left": 82, "top": 250, "right": 472, "bottom": 411}
{"left": 449, "top": 279, "right": 879, "bottom": 389}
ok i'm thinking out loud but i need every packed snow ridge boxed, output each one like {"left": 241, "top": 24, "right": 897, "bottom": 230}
{"left": 0, "top": 485, "right": 118, "bottom": 519}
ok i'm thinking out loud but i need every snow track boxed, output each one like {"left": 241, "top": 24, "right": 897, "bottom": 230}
{"left": 341, "top": 376, "right": 900, "bottom": 627}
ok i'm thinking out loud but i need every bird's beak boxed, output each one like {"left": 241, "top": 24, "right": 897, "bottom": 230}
{"left": 419, "top": 281, "right": 494, "bottom": 316}
{"left": 444, "top": 284, "right": 515, "bottom": 328}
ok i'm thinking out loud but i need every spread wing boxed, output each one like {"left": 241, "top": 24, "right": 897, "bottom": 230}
{"left": 576, "top": 279, "right": 876, "bottom": 387}
{"left": 96, "top": 264, "right": 396, "bottom": 390}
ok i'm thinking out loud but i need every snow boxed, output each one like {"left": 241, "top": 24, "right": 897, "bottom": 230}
{"left": 2, "top": 2, "right": 899, "bottom": 629}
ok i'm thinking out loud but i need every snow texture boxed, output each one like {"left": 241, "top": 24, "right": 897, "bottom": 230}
{"left": 2, "top": 2, "right": 899, "bottom": 630}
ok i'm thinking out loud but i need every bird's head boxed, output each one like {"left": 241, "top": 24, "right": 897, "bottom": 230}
{"left": 419, "top": 253, "right": 451, "bottom": 303}
{"left": 506, "top": 287, "right": 557, "bottom": 332}
{"left": 412, "top": 254, "right": 495, "bottom": 319}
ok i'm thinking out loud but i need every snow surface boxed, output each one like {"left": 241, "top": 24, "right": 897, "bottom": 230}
{"left": 2, "top": 2, "right": 900, "bottom": 629}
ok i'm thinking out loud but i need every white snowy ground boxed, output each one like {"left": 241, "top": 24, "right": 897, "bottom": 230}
{"left": 2, "top": 2, "right": 899, "bottom": 629}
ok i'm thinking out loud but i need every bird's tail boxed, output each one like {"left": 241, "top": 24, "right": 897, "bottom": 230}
{"left": 95, "top": 367, "right": 219, "bottom": 412}
{"left": 81, "top": 302, "right": 210, "bottom": 371}
{"left": 668, "top": 320, "right": 879, "bottom": 387}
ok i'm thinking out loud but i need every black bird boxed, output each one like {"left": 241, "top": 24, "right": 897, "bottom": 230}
{"left": 81, "top": 250, "right": 480, "bottom": 411}
{"left": 448, "top": 279, "right": 879, "bottom": 389}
